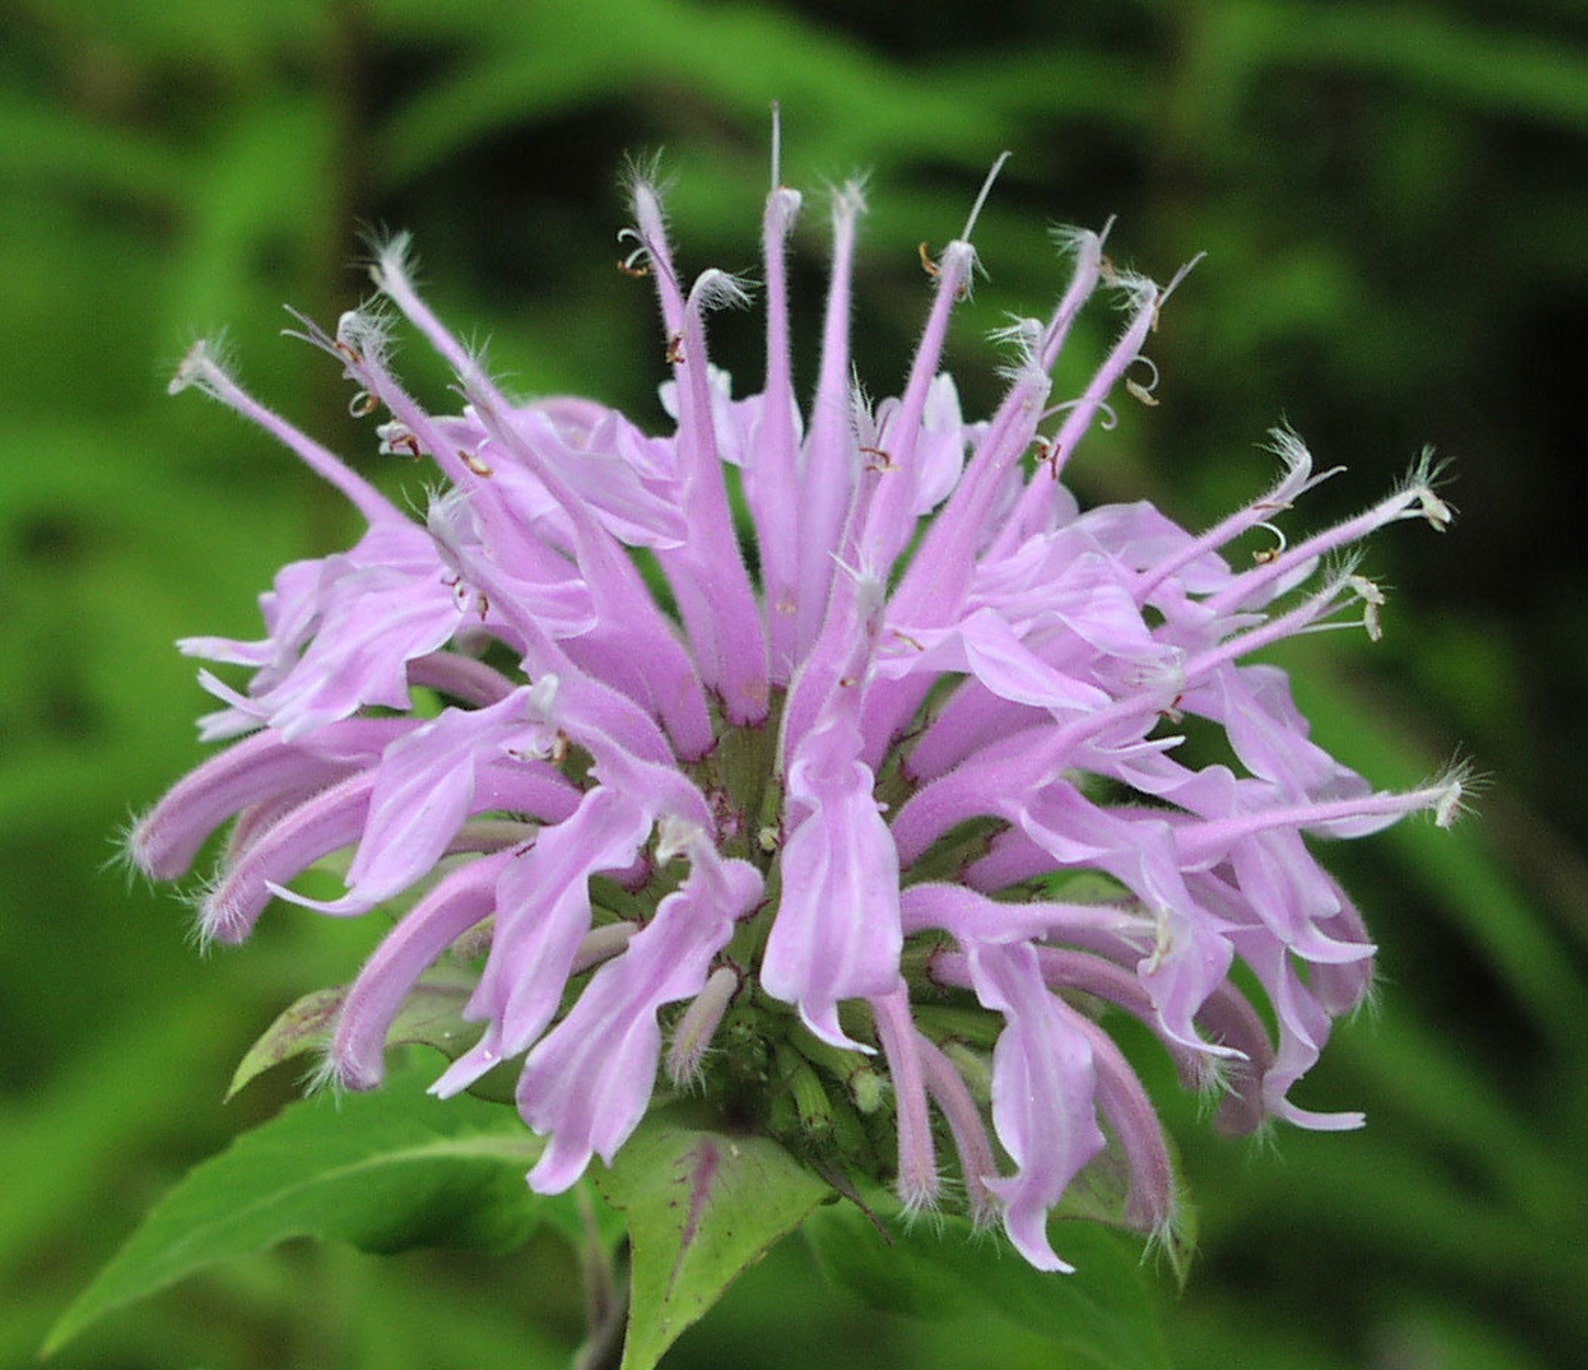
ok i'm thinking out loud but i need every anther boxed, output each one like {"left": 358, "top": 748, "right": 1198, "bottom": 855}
{"left": 1418, "top": 486, "right": 1453, "bottom": 531}
{"left": 1029, "top": 436, "right": 1064, "bottom": 479}
{"left": 1346, "top": 574, "right": 1386, "bottom": 642}
{"left": 1124, "top": 356, "right": 1160, "bottom": 406}
{"left": 615, "top": 229, "right": 653, "bottom": 278}
{"left": 1251, "top": 520, "right": 1288, "bottom": 564}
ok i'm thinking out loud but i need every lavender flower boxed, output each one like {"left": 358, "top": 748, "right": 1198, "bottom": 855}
{"left": 132, "top": 145, "right": 1462, "bottom": 1273}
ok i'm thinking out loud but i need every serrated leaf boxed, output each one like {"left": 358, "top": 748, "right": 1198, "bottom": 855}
{"left": 594, "top": 1110, "right": 833, "bottom": 1370}
{"left": 805, "top": 1204, "right": 1170, "bottom": 1370}
{"left": 46, "top": 1063, "right": 544, "bottom": 1355}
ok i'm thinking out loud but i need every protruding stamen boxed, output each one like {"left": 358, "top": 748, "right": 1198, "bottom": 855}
{"left": 330, "top": 305, "right": 396, "bottom": 372}
{"left": 1252, "top": 520, "right": 1288, "bottom": 564}
{"left": 962, "top": 151, "right": 1012, "bottom": 241}
{"left": 1206, "top": 460, "right": 1456, "bottom": 617}
{"left": 769, "top": 99, "right": 783, "bottom": 190}
{"left": 1185, "top": 558, "right": 1374, "bottom": 678}
{"left": 1132, "top": 425, "right": 1342, "bottom": 604}
{"left": 993, "top": 257, "right": 1175, "bottom": 546}
{"left": 1124, "top": 355, "right": 1161, "bottom": 407}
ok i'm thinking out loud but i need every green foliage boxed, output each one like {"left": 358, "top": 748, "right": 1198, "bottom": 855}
{"left": 226, "top": 976, "right": 479, "bottom": 1100}
{"left": 4, "top": 0, "right": 1585, "bottom": 1366}
{"left": 595, "top": 1110, "right": 833, "bottom": 1370}
{"left": 806, "top": 1204, "right": 1171, "bottom": 1370}
{"left": 45, "top": 1063, "right": 548, "bottom": 1356}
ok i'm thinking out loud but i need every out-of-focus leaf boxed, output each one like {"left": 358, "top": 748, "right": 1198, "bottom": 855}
{"left": 373, "top": 0, "right": 1017, "bottom": 191}
{"left": 0, "top": 420, "right": 304, "bottom": 833}
{"left": 0, "top": 994, "right": 220, "bottom": 1273}
{"left": 805, "top": 1202, "right": 1170, "bottom": 1370}
{"left": 0, "top": 95, "right": 190, "bottom": 206}
{"left": 29, "top": 0, "right": 328, "bottom": 76}
{"left": 1372, "top": 1298, "right": 1555, "bottom": 1370}
{"left": 1342, "top": 1010, "right": 1581, "bottom": 1224}
{"left": 1231, "top": 1134, "right": 1588, "bottom": 1348}
{"left": 1234, "top": 1, "right": 1588, "bottom": 134}
{"left": 167, "top": 93, "right": 339, "bottom": 334}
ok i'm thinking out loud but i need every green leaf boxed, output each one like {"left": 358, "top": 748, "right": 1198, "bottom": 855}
{"left": 805, "top": 1204, "right": 1169, "bottom": 1370}
{"left": 594, "top": 1109, "right": 834, "bottom": 1370}
{"left": 1245, "top": 1, "right": 1588, "bottom": 136}
{"left": 0, "top": 92, "right": 191, "bottom": 208}
{"left": 227, "top": 978, "right": 480, "bottom": 1099}
{"left": 226, "top": 987, "right": 343, "bottom": 1099}
{"left": 45, "top": 1062, "right": 545, "bottom": 1355}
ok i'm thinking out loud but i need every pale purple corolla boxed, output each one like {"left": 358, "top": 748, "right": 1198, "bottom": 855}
{"left": 130, "top": 144, "right": 1464, "bottom": 1273}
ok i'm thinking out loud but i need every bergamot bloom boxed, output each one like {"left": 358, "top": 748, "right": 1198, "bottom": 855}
{"left": 131, "top": 145, "right": 1462, "bottom": 1272}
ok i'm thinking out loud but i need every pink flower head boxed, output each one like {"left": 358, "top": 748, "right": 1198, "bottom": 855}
{"left": 132, "top": 133, "right": 1464, "bottom": 1271}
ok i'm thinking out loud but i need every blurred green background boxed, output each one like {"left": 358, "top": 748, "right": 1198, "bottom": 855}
{"left": 3, "top": 0, "right": 1586, "bottom": 1366}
